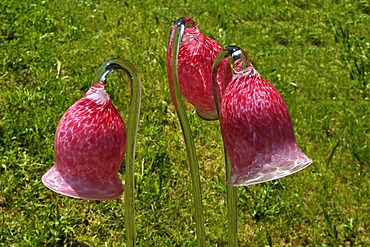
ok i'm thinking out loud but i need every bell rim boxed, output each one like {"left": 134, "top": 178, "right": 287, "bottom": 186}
{"left": 42, "top": 164, "right": 123, "bottom": 200}
{"left": 229, "top": 157, "right": 313, "bottom": 186}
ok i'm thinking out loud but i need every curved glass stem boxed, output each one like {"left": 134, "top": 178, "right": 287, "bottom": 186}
{"left": 212, "top": 46, "right": 245, "bottom": 247}
{"left": 94, "top": 58, "right": 142, "bottom": 247}
{"left": 167, "top": 19, "right": 206, "bottom": 246}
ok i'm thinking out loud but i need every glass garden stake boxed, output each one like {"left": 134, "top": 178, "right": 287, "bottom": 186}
{"left": 212, "top": 46, "right": 313, "bottom": 245}
{"left": 42, "top": 58, "right": 142, "bottom": 246}
{"left": 167, "top": 17, "right": 232, "bottom": 246}
{"left": 167, "top": 18, "right": 205, "bottom": 246}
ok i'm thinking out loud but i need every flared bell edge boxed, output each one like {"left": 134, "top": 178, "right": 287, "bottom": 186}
{"left": 196, "top": 108, "right": 219, "bottom": 121}
{"left": 42, "top": 164, "right": 124, "bottom": 200}
{"left": 229, "top": 155, "right": 312, "bottom": 186}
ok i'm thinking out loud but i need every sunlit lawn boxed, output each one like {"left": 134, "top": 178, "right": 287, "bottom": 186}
{"left": 1, "top": 0, "right": 369, "bottom": 246}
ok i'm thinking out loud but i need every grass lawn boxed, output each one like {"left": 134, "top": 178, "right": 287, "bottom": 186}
{"left": 1, "top": 0, "right": 369, "bottom": 246}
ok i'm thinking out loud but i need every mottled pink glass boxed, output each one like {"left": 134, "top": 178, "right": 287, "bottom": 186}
{"left": 42, "top": 82, "right": 126, "bottom": 200}
{"left": 215, "top": 48, "right": 312, "bottom": 186}
{"left": 167, "top": 17, "right": 232, "bottom": 120}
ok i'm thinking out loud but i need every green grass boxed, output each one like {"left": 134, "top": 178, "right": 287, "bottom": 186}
{"left": 1, "top": 0, "right": 369, "bottom": 246}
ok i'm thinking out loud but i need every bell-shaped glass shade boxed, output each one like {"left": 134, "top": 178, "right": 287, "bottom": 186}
{"left": 42, "top": 82, "right": 126, "bottom": 200}
{"left": 167, "top": 17, "right": 232, "bottom": 120}
{"left": 214, "top": 47, "right": 312, "bottom": 186}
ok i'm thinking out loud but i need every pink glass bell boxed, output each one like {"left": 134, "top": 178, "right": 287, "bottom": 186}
{"left": 214, "top": 47, "right": 312, "bottom": 186}
{"left": 167, "top": 17, "right": 232, "bottom": 120}
{"left": 42, "top": 82, "right": 126, "bottom": 200}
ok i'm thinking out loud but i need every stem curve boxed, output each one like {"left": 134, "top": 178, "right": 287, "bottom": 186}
{"left": 167, "top": 19, "right": 206, "bottom": 246}
{"left": 94, "top": 58, "right": 142, "bottom": 247}
{"left": 212, "top": 47, "right": 244, "bottom": 247}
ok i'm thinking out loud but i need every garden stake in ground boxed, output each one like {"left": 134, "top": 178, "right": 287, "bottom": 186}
{"left": 212, "top": 46, "right": 313, "bottom": 242}
{"left": 167, "top": 17, "right": 232, "bottom": 246}
{"left": 42, "top": 58, "right": 142, "bottom": 246}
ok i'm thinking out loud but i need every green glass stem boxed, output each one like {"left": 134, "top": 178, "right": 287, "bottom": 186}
{"left": 168, "top": 20, "right": 206, "bottom": 246}
{"left": 225, "top": 152, "right": 238, "bottom": 247}
{"left": 94, "top": 58, "right": 142, "bottom": 246}
{"left": 212, "top": 47, "right": 247, "bottom": 247}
